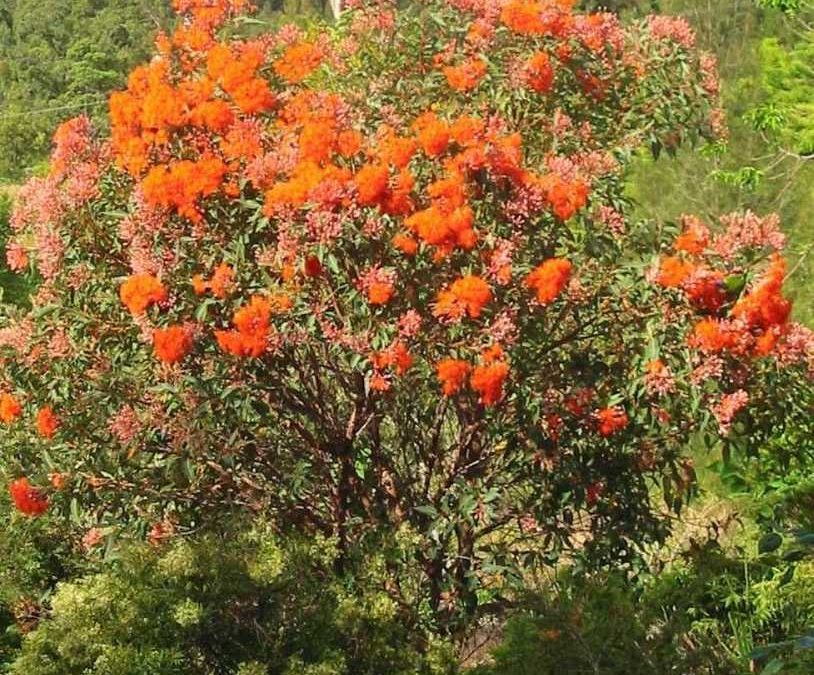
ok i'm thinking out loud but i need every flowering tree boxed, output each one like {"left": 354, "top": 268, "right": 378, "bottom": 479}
{"left": 2, "top": 0, "right": 812, "bottom": 628}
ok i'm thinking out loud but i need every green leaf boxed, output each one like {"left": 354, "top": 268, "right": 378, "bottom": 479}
{"left": 760, "top": 658, "right": 785, "bottom": 675}
{"left": 724, "top": 274, "right": 747, "bottom": 294}
{"left": 69, "top": 497, "right": 81, "bottom": 524}
{"left": 413, "top": 505, "right": 438, "bottom": 519}
{"left": 759, "top": 532, "right": 783, "bottom": 555}
{"left": 795, "top": 532, "right": 814, "bottom": 546}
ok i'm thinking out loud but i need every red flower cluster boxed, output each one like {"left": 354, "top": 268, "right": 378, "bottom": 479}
{"left": 0, "top": 393, "right": 22, "bottom": 424}
{"left": 595, "top": 406, "right": 629, "bottom": 437}
{"left": 9, "top": 477, "right": 49, "bottom": 516}
{"left": 36, "top": 407, "right": 60, "bottom": 439}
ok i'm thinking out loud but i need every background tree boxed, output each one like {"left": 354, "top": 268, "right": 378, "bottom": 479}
{"left": 0, "top": 0, "right": 172, "bottom": 180}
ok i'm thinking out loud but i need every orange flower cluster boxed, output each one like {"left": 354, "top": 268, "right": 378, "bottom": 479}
{"left": 434, "top": 275, "right": 492, "bottom": 321}
{"left": 656, "top": 221, "right": 792, "bottom": 358}
{"left": 350, "top": 140, "right": 414, "bottom": 216}
{"left": 645, "top": 359, "right": 667, "bottom": 377}
{"left": 402, "top": 112, "right": 523, "bottom": 253}
{"left": 731, "top": 255, "right": 791, "bottom": 331}
{"left": 526, "top": 258, "right": 572, "bottom": 304}
{"left": 688, "top": 318, "right": 740, "bottom": 353}
{"left": 377, "top": 125, "right": 418, "bottom": 169}
{"left": 110, "top": 14, "right": 272, "bottom": 175}
{"left": 216, "top": 295, "right": 273, "bottom": 357}
{"left": 405, "top": 172, "right": 476, "bottom": 253}
{"left": 655, "top": 256, "right": 694, "bottom": 288}
{"left": 193, "top": 263, "right": 235, "bottom": 298}
{"left": 221, "top": 119, "right": 264, "bottom": 160}
{"left": 272, "top": 42, "right": 323, "bottom": 84}
{"left": 471, "top": 362, "right": 510, "bottom": 406}
{"left": 443, "top": 56, "right": 488, "bottom": 92}
{"left": 437, "top": 347, "right": 509, "bottom": 406}
{"left": 436, "top": 359, "right": 471, "bottom": 396}
{"left": 206, "top": 42, "right": 275, "bottom": 114}
{"left": 154, "top": 326, "right": 195, "bottom": 364}
{"left": 501, "top": 0, "right": 576, "bottom": 37}
{"left": 392, "top": 233, "right": 418, "bottom": 256}
{"left": 36, "top": 407, "right": 60, "bottom": 439}
{"left": 109, "top": 60, "right": 184, "bottom": 174}
{"left": 0, "top": 393, "right": 22, "bottom": 424}
{"left": 684, "top": 270, "right": 726, "bottom": 312}
{"left": 525, "top": 52, "right": 555, "bottom": 93}
{"left": 542, "top": 174, "right": 590, "bottom": 221}
{"left": 674, "top": 217, "right": 709, "bottom": 255}
{"left": 370, "top": 341, "right": 413, "bottom": 391}
{"left": 471, "top": 347, "right": 510, "bottom": 406}
{"left": 261, "top": 93, "right": 360, "bottom": 213}
{"left": 368, "top": 282, "right": 395, "bottom": 306}
{"left": 171, "top": 0, "right": 251, "bottom": 50}
{"left": 265, "top": 161, "right": 351, "bottom": 212}
{"left": 120, "top": 273, "right": 168, "bottom": 315}
{"left": 141, "top": 155, "right": 228, "bottom": 223}
{"left": 413, "top": 112, "right": 451, "bottom": 158}
{"left": 9, "top": 477, "right": 49, "bottom": 517}
{"left": 656, "top": 256, "right": 726, "bottom": 311}
{"left": 595, "top": 406, "right": 629, "bottom": 437}
{"left": 665, "top": 249, "right": 792, "bottom": 356}
{"left": 354, "top": 163, "right": 390, "bottom": 207}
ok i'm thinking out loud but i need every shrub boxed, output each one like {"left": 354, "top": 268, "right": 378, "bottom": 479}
{"left": 8, "top": 524, "right": 457, "bottom": 675}
{"left": 475, "top": 540, "right": 814, "bottom": 675}
{"left": 1, "top": 0, "right": 811, "bottom": 634}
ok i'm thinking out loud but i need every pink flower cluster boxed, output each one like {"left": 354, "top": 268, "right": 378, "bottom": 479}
{"left": 109, "top": 405, "right": 142, "bottom": 445}
{"left": 713, "top": 211, "right": 786, "bottom": 259}
{"left": 647, "top": 15, "right": 696, "bottom": 49}
{"left": 8, "top": 115, "right": 109, "bottom": 283}
{"left": 712, "top": 389, "right": 749, "bottom": 436}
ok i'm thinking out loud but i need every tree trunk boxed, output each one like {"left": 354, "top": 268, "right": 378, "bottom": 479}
{"left": 329, "top": 0, "right": 342, "bottom": 20}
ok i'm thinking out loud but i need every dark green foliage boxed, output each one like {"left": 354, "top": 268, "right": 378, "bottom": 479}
{"left": 0, "top": 0, "right": 172, "bottom": 180}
